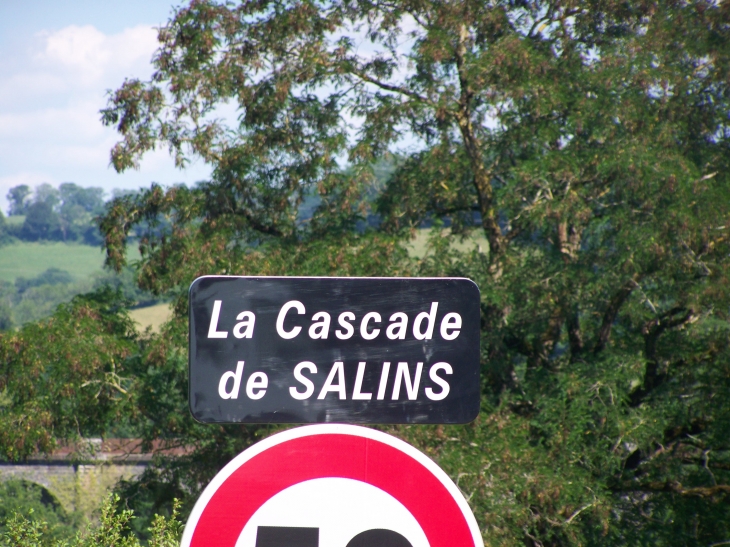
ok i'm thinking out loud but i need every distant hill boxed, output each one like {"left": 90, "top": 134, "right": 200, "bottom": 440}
{"left": 0, "top": 241, "right": 106, "bottom": 282}
{"left": 0, "top": 241, "right": 156, "bottom": 330}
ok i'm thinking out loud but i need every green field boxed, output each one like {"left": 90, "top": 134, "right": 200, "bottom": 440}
{"left": 5, "top": 215, "right": 24, "bottom": 226}
{"left": 129, "top": 303, "right": 174, "bottom": 333}
{"left": 407, "top": 228, "right": 489, "bottom": 258}
{"left": 0, "top": 242, "right": 107, "bottom": 282}
{"left": 0, "top": 242, "right": 143, "bottom": 282}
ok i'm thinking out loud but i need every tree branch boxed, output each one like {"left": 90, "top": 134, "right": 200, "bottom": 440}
{"left": 557, "top": 221, "right": 581, "bottom": 263}
{"left": 350, "top": 70, "right": 435, "bottom": 106}
{"left": 628, "top": 307, "right": 696, "bottom": 406}
{"left": 452, "top": 23, "right": 504, "bottom": 256}
{"left": 643, "top": 307, "right": 694, "bottom": 393}
{"left": 528, "top": 309, "right": 564, "bottom": 370}
{"left": 567, "top": 308, "right": 584, "bottom": 361}
{"left": 593, "top": 275, "right": 640, "bottom": 354}
{"left": 242, "top": 213, "right": 285, "bottom": 238}
{"left": 643, "top": 307, "right": 695, "bottom": 365}
{"left": 432, "top": 204, "right": 481, "bottom": 216}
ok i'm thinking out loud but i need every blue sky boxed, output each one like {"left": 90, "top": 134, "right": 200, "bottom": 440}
{"left": 0, "top": 0, "right": 212, "bottom": 213}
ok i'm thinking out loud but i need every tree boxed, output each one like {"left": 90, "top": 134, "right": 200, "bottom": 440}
{"left": 32, "top": 0, "right": 730, "bottom": 544}
{"left": 58, "top": 183, "right": 104, "bottom": 214}
{"left": 0, "top": 210, "right": 12, "bottom": 247}
{"left": 0, "top": 305, "right": 12, "bottom": 332}
{"left": 10, "top": 183, "right": 104, "bottom": 243}
{"left": 33, "top": 184, "right": 61, "bottom": 210}
{"left": 6, "top": 185, "right": 31, "bottom": 216}
{"left": 58, "top": 183, "right": 105, "bottom": 243}
{"left": 20, "top": 201, "right": 60, "bottom": 241}
{"left": 0, "top": 288, "right": 137, "bottom": 461}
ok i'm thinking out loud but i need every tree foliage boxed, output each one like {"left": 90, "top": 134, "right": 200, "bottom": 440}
{"left": 7, "top": 186, "right": 32, "bottom": 217}
{"left": 5, "top": 0, "right": 730, "bottom": 545}
{"left": 97, "top": 0, "right": 730, "bottom": 544}
{"left": 4, "top": 183, "right": 106, "bottom": 245}
{"left": 0, "top": 288, "right": 138, "bottom": 461}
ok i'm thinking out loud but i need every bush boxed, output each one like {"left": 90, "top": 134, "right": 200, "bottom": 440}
{"left": 0, "top": 481, "right": 80, "bottom": 544}
{"left": 0, "top": 494, "right": 182, "bottom": 547}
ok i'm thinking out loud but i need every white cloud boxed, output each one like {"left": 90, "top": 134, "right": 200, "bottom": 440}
{"left": 108, "top": 26, "right": 160, "bottom": 71}
{"left": 0, "top": 72, "right": 67, "bottom": 104}
{"left": 35, "top": 24, "right": 157, "bottom": 88}
{"left": 0, "top": 23, "right": 210, "bottom": 213}
{"left": 0, "top": 100, "right": 104, "bottom": 140}
{"left": 41, "top": 25, "right": 110, "bottom": 82}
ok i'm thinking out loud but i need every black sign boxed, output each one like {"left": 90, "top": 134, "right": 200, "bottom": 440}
{"left": 188, "top": 276, "right": 480, "bottom": 424}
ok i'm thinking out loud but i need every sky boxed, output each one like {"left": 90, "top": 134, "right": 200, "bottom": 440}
{"left": 0, "top": 0, "right": 212, "bottom": 213}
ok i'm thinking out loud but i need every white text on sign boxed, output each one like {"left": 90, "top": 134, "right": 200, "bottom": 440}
{"left": 217, "top": 360, "right": 452, "bottom": 402}
{"left": 209, "top": 299, "right": 461, "bottom": 404}
{"left": 207, "top": 300, "right": 462, "bottom": 341}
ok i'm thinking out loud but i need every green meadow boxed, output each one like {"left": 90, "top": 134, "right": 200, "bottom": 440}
{"left": 406, "top": 228, "right": 489, "bottom": 258}
{"left": 0, "top": 242, "right": 159, "bottom": 330}
{"left": 129, "top": 302, "right": 174, "bottom": 333}
{"left": 0, "top": 242, "right": 107, "bottom": 282}
{"left": 0, "top": 241, "right": 145, "bottom": 282}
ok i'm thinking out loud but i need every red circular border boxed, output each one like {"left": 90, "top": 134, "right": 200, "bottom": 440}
{"left": 190, "top": 433, "right": 476, "bottom": 546}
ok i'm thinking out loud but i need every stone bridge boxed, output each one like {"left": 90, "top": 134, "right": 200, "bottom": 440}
{"left": 0, "top": 439, "right": 185, "bottom": 519}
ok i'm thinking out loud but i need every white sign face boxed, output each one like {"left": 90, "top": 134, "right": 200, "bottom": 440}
{"left": 236, "top": 478, "right": 429, "bottom": 547}
{"left": 182, "top": 424, "right": 483, "bottom": 547}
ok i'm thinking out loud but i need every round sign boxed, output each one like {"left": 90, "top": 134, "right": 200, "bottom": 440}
{"left": 181, "top": 424, "right": 483, "bottom": 547}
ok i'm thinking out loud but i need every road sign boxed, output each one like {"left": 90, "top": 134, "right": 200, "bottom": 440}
{"left": 181, "top": 424, "right": 483, "bottom": 547}
{"left": 189, "top": 276, "right": 480, "bottom": 424}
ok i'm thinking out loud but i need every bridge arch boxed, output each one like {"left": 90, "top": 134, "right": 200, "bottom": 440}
{"left": 0, "top": 444, "right": 150, "bottom": 519}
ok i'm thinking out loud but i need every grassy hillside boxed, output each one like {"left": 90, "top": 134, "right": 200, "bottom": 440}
{"left": 129, "top": 303, "right": 173, "bottom": 333}
{"left": 5, "top": 215, "right": 24, "bottom": 227}
{"left": 0, "top": 242, "right": 149, "bottom": 329}
{"left": 407, "top": 228, "right": 488, "bottom": 258}
{"left": 0, "top": 242, "right": 106, "bottom": 282}
{"left": 0, "top": 242, "right": 143, "bottom": 282}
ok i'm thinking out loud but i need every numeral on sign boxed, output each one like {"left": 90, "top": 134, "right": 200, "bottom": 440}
{"left": 255, "top": 527, "right": 319, "bottom": 547}
{"left": 255, "top": 527, "right": 413, "bottom": 547}
{"left": 345, "top": 529, "right": 413, "bottom": 547}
